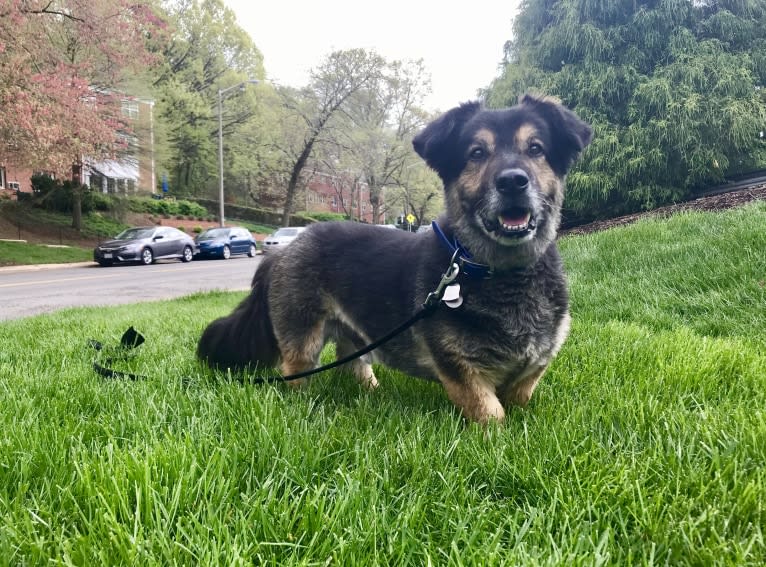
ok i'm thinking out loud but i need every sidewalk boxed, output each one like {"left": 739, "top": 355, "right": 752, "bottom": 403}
{"left": 0, "top": 261, "right": 96, "bottom": 273}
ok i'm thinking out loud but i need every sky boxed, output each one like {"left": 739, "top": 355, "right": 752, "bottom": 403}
{"left": 224, "top": 0, "right": 521, "bottom": 113}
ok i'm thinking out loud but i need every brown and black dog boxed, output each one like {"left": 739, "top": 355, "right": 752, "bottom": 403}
{"left": 198, "top": 95, "right": 592, "bottom": 423}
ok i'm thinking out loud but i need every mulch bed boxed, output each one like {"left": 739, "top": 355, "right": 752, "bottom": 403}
{"left": 560, "top": 184, "right": 766, "bottom": 236}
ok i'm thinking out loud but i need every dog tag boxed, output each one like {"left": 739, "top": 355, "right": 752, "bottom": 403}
{"left": 442, "top": 283, "right": 463, "bottom": 308}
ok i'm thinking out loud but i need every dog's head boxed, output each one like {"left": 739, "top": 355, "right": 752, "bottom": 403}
{"left": 413, "top": 94, "right": 592, "bottom": 269}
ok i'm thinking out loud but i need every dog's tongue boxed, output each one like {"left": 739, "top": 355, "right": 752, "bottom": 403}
{"left": 501, "top": 212, "right": 530, "bottom": 226}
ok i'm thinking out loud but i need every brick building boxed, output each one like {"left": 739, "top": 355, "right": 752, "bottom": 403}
{"left": 302, "top": 171, "right": 376, "bottom": 223}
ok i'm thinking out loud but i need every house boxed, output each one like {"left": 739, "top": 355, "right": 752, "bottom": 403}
{"left": 83, "top": 96, "right": 156, "bottom": 194}
{"left": 0, "top": 94, "right": 156, "bottom": 196}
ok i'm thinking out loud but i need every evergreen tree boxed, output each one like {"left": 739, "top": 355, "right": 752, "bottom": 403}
{"left": 487, "top": 0, "right": 766, "bottom": 218}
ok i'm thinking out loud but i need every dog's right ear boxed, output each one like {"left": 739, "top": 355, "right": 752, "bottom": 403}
{"left": 413, "top": 101, "right": 482, "bottom": 179}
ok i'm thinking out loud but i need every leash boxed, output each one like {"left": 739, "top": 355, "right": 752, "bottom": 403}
{"left": 89, "top": 251, "right": 464, "bottom": 383}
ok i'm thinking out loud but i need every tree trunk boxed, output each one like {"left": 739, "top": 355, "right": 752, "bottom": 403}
{"left": 71, "top": 185, "right": 83, "bottom": 231}
{"left": 281, "top": 139, "right": 315, "bottom": 226}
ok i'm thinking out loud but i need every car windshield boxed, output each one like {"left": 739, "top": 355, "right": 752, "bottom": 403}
{"left": 115, "top": 228, "right": 154, "bottom": 240}
{"left": 198, "top": 228, "right": 230, "bottom": 240}
{"left": 274, "top": 228, "right": 299, "bottom": 237}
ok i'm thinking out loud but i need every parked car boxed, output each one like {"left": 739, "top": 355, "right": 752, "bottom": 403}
{"left": 195, "top": 226, "right": 258, "bottom": 260}
{"left": 261, "top": 226, "right": 307, "bottom": 254}
{"left": 94, "top": 226, "right": 195, "bottom": 266}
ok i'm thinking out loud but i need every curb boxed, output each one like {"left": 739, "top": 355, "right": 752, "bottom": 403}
{"left": 0, "top": 261, "right": 97, "bottom": 273}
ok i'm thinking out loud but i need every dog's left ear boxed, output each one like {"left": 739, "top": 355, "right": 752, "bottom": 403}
{"left": 521, "top": 94, "right": 593, "bottom": 171}
{"left": 413, "top": 101, "right": 482, "bottom": 179}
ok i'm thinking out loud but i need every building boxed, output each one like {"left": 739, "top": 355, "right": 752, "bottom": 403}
{"left": 0, "top": 94, "right": 155, "bottom": 196}
{"left": 302, "top": 170, "right": 376, "bottom": 223}
{"left": 84, "top": 96, "right": 156, "bottom": 194}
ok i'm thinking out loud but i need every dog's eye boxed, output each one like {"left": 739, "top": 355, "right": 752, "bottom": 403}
{"left": 528, "top": 143, "right": 544, "bottom": 157}
{"left": 469, "top": 147, "right": 485, "bottom": 160}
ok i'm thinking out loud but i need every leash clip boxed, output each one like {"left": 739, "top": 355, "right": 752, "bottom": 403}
{"left": 423, "top": 249, "right": 461, "bottom": 310}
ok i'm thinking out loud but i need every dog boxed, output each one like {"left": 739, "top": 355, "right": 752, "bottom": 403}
{"left": 198, "top": 94, "right": 592, "bottom": 423}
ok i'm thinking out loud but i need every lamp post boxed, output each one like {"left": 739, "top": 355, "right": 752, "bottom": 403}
{"left": 218, "top": 79, "right": 259, "bottom": 227}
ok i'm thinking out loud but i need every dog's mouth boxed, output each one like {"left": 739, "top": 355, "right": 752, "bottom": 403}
{"left": 481, "top": 208, "right": 537, "bottom": 241}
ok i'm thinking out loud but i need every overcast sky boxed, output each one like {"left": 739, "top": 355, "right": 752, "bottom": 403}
{"left": 224, "top": 0, "right": 520, "bottom": 112}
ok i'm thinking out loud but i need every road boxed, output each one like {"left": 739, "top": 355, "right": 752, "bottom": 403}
{"left": 0, "top": 256, "right": 261, "bottom": 321}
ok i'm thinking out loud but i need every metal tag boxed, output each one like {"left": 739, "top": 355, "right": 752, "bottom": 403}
{"left": 443, "top": 283, "right": 463, "bottom": 308}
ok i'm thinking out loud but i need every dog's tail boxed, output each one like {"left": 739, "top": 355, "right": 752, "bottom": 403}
{"left": 197, "top": 254, "right": 280, "bottom": 371}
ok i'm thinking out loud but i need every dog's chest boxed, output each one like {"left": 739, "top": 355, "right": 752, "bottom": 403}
{"left": 436, "top": 273, "right": 567, "bottom": 374}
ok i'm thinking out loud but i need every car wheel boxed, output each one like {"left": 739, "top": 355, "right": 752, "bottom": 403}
{"left": 182, "top": 245, "right": 194, "bottom": 263}
{"left": 248, "top": 244, "right": 256, "bottom": 257}
{"left": 141, "top": 247, "right": 154, "bottom": 265}
{"left": 222, "top": 245, "right": 231, "bottom": 260}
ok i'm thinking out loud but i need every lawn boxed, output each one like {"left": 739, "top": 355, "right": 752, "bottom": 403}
{"left": 0, "top": 240, "right": 93, "bottom": 266}
{"left": 0, "top": 203, "right": 764, "bottom": 565}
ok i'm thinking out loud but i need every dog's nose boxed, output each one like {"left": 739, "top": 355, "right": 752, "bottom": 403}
{"left": 495, "top": 168, "right": 530, "bottom": 193}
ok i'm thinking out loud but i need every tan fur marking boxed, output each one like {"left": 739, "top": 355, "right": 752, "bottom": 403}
{"left": 514, "top": 123, "right": 538, "bottom": 150}
{"left": 349, "top": 359, "right": 378, "bottom": 389}
{"left": 439, "top": 372, "right": 505, "bottom": 424}
{"left": 502, "top": 366, "right": 547, "bottom": 407}
{"left": 531, "top": 162, "right": 561, "bottom": 198}
{"left": 473, "top": 128, "right": 496, "bottom": 150}
{"left": 279, "top": 322, "right": 326, "bottom": 388}
{"left": 457, "top": 129, "right": 496, "bottom": 197}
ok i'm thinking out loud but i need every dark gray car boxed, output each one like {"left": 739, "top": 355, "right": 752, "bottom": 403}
{"left": 94, "top": 226, "right": 196, "bottom": 266}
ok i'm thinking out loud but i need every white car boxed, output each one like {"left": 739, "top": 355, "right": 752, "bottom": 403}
{"left": 261, "top": 226, "right": 307, "bottom": 254}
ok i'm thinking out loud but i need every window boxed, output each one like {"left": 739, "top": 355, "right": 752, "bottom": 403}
{"left": 0, "top": 166, "right": 5, "bottom": 188}
{"left": 121, "top": 100, "right": 139, "bottom": 120}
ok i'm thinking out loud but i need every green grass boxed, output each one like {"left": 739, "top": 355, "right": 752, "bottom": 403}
{"left": 1, "top": 203, "right": 765, "bottom": 564}
{"left": 0, "top": 240, "right": 93, "bottom": 266}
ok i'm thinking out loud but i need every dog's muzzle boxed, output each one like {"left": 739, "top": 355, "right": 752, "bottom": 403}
{"left": 481, "top": 168, "right": 539, "bottom": 243}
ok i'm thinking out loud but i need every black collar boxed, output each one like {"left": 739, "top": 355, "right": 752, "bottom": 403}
{"left": 431, "top": 221, "right": 493, "bottom": 279}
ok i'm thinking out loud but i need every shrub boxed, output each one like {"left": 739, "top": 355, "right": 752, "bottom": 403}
{"left": 82, "top": 191, "right": 113, "bottom": 212}
{"left": 30, "top": 174, "right": 58, "bottom": 195}
{"left": 193, "top": 225, "right": 203, "bottom": 234}
{"left": 302, "top": 211, "right": 349, "bottom": 222}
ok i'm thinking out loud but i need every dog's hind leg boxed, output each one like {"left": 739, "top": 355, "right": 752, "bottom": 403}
{"left": 335, "top": 335, "right": 378, "bottom": 389}
{"left": 277, "top": 322, "right": 327, "bottom": 388}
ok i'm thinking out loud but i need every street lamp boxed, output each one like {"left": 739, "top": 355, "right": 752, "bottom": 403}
{"left": 218, "top": 79, "right": 259, "bottom": 227}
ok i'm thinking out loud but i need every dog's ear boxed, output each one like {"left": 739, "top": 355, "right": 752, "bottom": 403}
{"left": 520, "top": 94, "right": 592, "bottom": 171}
{"left": 413, "top": 101, "right": 482, "bottom": 178}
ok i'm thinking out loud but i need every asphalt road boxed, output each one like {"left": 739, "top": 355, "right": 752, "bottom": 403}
{"left": 0, "top": 256, "right": 261, "bottom": 321}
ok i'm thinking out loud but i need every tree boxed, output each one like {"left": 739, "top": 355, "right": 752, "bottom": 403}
{"left": 486, "top": 0, "right": 766, "bottom": 219}
{"left": 343, "top": 59, "right": 432, "bottom": 224}
{"left": 153, "top": 0, "right": 264, "bottom": 197}
{"left": 0, "top": 0, "right": 166, "bottom": 227}
{"left": 0, "top": 3, "right": 162, "bottom": 172}
{"left": 276, "top": 49, "right": 385, "bottom": 226}
{"left": 391, "top": 161, "right": 443, "bottom": 227}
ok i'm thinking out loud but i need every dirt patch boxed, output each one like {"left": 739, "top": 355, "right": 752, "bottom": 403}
{"left": 560, "top": 184, "right": 766, "bottom": 236}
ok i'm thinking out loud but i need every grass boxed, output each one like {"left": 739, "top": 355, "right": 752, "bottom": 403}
{"left": 0, "top": 240, "right": 93, "bottom": 266}
{"left": 0, "top": 203, "right": 765, "bottom": 564}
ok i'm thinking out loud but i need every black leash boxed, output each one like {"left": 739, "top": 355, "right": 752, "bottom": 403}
{"left": 89, "top": 326, "right": 147, "bottom": 381}
{"left": 89, "top": 252, "right": 463, "bottom": 383}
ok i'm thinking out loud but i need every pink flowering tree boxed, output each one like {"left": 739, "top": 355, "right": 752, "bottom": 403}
{"left": 0, "top": 0, "right": 166, "bottom": 226}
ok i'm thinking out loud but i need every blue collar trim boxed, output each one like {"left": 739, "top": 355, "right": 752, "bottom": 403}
{"left": 431, "top": 221, "right": 493, "bottom": 279}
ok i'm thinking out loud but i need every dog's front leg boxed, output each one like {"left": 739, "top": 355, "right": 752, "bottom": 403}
{"left": 499, "top": 365, "right": 547, "bottom": 408}
{"left": 439, "top": 373, "right": 505, "bottom": 424}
